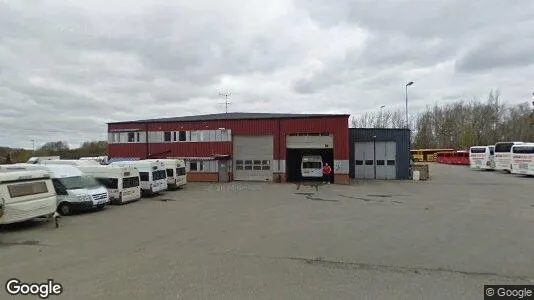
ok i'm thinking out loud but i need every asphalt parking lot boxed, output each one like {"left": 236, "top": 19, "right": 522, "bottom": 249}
{"left": 1, "top": 164, "right": 533, "bottom": 300}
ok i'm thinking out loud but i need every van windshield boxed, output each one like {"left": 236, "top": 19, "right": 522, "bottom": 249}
{"left": 58, "top": 176, "right": 101, "bottom": 190}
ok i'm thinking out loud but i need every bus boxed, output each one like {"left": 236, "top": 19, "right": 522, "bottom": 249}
{"left": 510, "top": 143, "right": 534, "bottom": 176}
{"left": 469, "top": 146, "right": 495, "bottom": 170}
{"left": 301, "top": 155, "right": 323, "bottom": 179}
{"left": 77, "top": 165, "right": 141, "bottom": 205}
{"left": 109, "top": 160, "right": 167, "bottom": 196}
{"left": 144, "top": 159, "right": 187, "bottom": 190}
{"left": 410, "top": 149, "right": 455, "bottom": 162}
{"left": 494, "top": 141, "right": 524, "bottom": 172}
{"left": 0, "top": 169, "right": 58, "bottom": 225}
{"left": 0, "top": 164, "right": 109, "bottom": 216}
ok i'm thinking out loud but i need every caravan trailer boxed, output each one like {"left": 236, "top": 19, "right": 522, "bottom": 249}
{"left": 0, "top": 170, "right": 58, "bottom": 225}
{"left": 109, "top": 160, "right": 167, "bottom": 195}
{"left": 78, "top": 165, "right": 141, "bottom": 204}
{"left": 143, "top": 159, "right": 187, "bottom": 190}
{"left": 0, "top": 164, "right": 109, "bottom": 215}
{"left": 26, "top": 156, "right": 60, "bottom": 164}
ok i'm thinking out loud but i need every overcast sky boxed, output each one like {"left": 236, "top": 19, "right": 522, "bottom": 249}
{"left": 1, "top": 0, "right": 533, "bottom": 149}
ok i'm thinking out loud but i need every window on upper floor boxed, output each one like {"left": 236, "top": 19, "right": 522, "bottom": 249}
{"left": 164, "top": 131, "right": 172, "bottom": 142}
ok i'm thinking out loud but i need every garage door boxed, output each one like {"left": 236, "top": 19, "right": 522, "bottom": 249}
{"left": 354, "top": 141, "right": 397, "bottom": 179}
{"left": 286, "top": 135, "right": 333, "bottom": 149}
{"left": 233, "top": 136, "right": 273, "bottom": 181}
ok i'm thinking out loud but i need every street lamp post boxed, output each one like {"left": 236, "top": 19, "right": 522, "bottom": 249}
{"left": 405, "top": 81, "right": 414, "bottom": 128}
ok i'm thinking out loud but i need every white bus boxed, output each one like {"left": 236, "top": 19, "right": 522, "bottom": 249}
{"left": 511, "top": 143, "right": 534, "bottom": 176}
{"left": 0, "top": 170, "right": 58, "bottom": 225}
{"left": 77, "top": 165, "right": 141, "bottom": 205}
{"left": 494, "top": 141, "right": 524, "bottom": 172}
{"left": 0, "top": 164, "right": 109, "bottom": 216}
{"left": 39, "top": 159, "right": 101, "bottom": 167}
{"left": 144, "top": 159, "right": 187, "bottom": 190}
{"left": 301, "top": 155, "right": 323, "bottom": 178}
{"left": 109, "top": 160, "right": 167, "bottom": 195}
{"left": 469, "top": 146, "right": 495, "bottom": 170}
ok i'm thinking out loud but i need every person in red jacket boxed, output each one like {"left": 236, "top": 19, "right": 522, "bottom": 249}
{"left": 322, "top": 163, "right": 332, "bottom": 184}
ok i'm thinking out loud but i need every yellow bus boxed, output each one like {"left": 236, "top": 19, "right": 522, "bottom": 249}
{"left": 410, "top": 148, "right": 455, "bottom": 162}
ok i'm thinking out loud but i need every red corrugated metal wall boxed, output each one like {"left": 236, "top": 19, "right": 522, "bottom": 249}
{"left": 108, "top": 116, "right": 349, "bottom": 159}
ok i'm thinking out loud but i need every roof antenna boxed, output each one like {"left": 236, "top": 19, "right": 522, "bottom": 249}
{"left": 219, "top": 91, "right": 231, "bottom": 114}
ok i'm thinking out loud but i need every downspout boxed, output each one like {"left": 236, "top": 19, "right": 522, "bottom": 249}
{"left": 145, "top": 122, "right": 149, "bottom": 159}
{"left": 278, "top": 119, "right": 281, "bottom": 176}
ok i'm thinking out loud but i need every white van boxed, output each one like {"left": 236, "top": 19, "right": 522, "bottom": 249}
{"left": 40, "top": 159, "right": 101, "bottom": 167}
{"left": 301, "top": 155, "right": 324, "bottom": 178}
{"left": 109, "top": 160, "right": 167, "bottom": 195}
{"left": 0, "top": 170, "right": 58, "bottom": 225}
{"left": 144, "top": 159, "right": 187, "bottom": 190}
{"left": 469, "top": 146, "right": 495, "bottom": 170}
{"left": 78, "top": 165, "right": 141, "bottom": 205}
{"left": 510, "top": 143, "right": 534, "bottom": 175}
{"left": 0, "top": 164, "right": 109, "bottom": 215}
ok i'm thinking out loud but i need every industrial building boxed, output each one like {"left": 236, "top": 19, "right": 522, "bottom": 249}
{"left": 107, "top": 113, "right": 350, "bottom": 184}
{"left": 349, "top": 128, "right": 411, "bottom": 180}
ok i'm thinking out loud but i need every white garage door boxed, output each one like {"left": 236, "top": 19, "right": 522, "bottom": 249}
{"left": 233, "top": 136, "right": 273, "bottom": 181}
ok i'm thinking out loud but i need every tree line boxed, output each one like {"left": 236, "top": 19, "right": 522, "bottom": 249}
{"left": 351, "top": 90, "right": 534, "bottom": 149}
{"left": 0, "top": 141, "right": 107, "bottom": 164}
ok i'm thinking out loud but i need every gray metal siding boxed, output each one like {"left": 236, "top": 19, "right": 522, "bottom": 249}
{"left": 233, "top": 136, "right": 274, "bottom": 181}
{"left": 349, "top": 128, "right": 410, "bottom": 180}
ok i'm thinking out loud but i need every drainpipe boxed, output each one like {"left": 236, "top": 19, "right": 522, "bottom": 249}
{"left": 145, "top": 123, "right": 149, "bottom": 159}
{"left": 278, "top": 119, "right": 281, "bottom": 179}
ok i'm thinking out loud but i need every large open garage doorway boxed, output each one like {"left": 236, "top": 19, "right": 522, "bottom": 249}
{"left": 286, "top": 148, "right": 334, "bottom": 182}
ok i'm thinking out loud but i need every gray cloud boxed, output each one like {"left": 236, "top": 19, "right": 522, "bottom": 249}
{"left": 0, "top": 0, "right": 533, "bottom": 148}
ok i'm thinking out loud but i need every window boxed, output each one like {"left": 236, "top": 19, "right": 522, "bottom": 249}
{"left": 236, "top": 160, "right": 243, "bottom": 165}
{"left": 190, "top": 161, "right": 198, "bottom": 171}
{"left": 262, "top": 160, "right": 270, "bottom": 165}
{"left": 236, "top": 165, "right": 244, "bottom": 170}
{"left": 376, "top": 160, "right": 385, "bottom": 166}
{"left": 253, "top": 160, "right": 261, "bottom": 165}
{"left": 387, "top": 160, "right": 396, "bottom": 166}
{"left": 253, "top": 165, "right": 262, "bottom": 170}
{"left": 303, "top": 162, "right": 322, "bottom": 169}
{"left": 96, "top": 178, "right": 118, "bottom": 189}
{"left": 495, "top": 143, "right": 514, "bottom": 153}
{"left": 7, "top": 181, "right": 48, "bottom": 198}
{"left": 52, "top": 179, "right": 68, "bottom": 195}
{"left": 365, "top": 160, "right": 374, "bottom": 165}
{"left": 136, "top": 132, "right": 140, "bottom": 142}
{"left": 153, "top": 170, "right": 167, "bottom": 180}
{"left": 179, "top": 131, "right": 187, "bottom": 141}
{"left": 355, "top": 160, "right": 364, "bottom": 165}
{"left": 470, "top": 148, "right": 486, "bottom": 153}
{"left": 262, "top": 165, "right": 270, "bottom": 170}
{"left": 166, "top": 169, "right": 174, "bottom": 177}
{"left": 244, "top": 160, "right": 252, "bottom": 165}
{"left": 176, "top": 167, "right": 186, "bottom": 176}
{"left": 244, "top": 165, "right": 253, "bottom": 170}
{"left": 139, "top": 172, "right": 149, "bottom": 181}
{"left": 128, "top": 132, "right": 135, "bottom": 143}
{"left": 209, "top": 130, "right": 216, "bottom": 141}
{"left": 111, "top": 132, "right": 120, "bottom": 143}
{"left": 489, "top": 147, "right": 495, "bottom": 155}
{"left": 215, "top": 130, "right": 222, "bottom": 141}
{"left": 513, "top": 146, "right": 534, "bottom": 154}
{"left": 122, "top": 176, "right": 139, "bottom": 188}
{"left": 190, "top": 131, "right": 200, "bottom": 142}
{"left": 321, "top": 132, "right": 330, "bottom": 136}
{"left": 164, "top": 132, "right": 172, "bottom": 142}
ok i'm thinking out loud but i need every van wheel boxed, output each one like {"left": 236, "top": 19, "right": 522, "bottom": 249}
{"left": 58, "top": 203, "right": 72, "bottom": 216}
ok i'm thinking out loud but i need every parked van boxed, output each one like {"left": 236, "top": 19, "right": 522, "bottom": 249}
{"left": 301, "top": 155, "right": 324, "bottom": 178}
{"left": 0, "top": 170, "right": 57, "bottom": 225}
{"left": 78, "top": 165, "right": 141, "bottom": 204}
{"left": 510, "top": 143, "right": 534, "bottom": 176}
{"left": 26, "top": 156, "right": 60, "bottom": 164}
{"left": 40, "top": 159, "right": 101, "bottom": 167}
{"left": 0, "top": 164, "right": 109, "bottom": 215}
{"left": 143, "top": 159, "right": 187, "bottom": 190}
{"left": 109, "top": 160, "right": 167, "bottom": 195}
{"left": 469, "top": 146, "right": 495, "bottom": 170}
